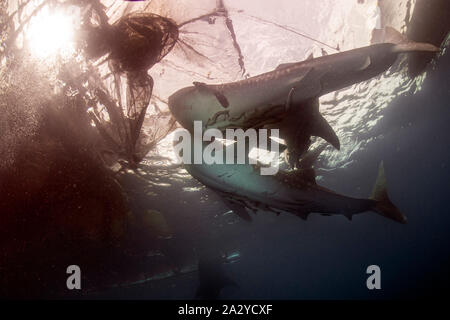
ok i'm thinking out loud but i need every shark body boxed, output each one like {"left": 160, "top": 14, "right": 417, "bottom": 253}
{"left": 184, "top": 145, "right": 406, "bottom": 223}
{"left": 169, "top": 34, "right": 438, "bottom": 224}
{"left": 169, "top": 42, "right": 438, "bottom": 134}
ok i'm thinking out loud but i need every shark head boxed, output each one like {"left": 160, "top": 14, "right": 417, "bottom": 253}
{"left": 168, "top": 86, "right": 197, "bottom": 131}
{"left": 169, "top": 85, "right": 228, "bottom": 133}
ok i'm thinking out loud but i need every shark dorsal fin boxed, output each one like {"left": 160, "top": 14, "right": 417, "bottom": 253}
{"left": 193, "top": 82, "right": 229, "bottom": 108}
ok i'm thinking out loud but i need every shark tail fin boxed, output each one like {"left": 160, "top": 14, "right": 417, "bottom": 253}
{"left": 370, "top": 161, "right": 407, "bottom": 224}
{"left": 299, "top": 144, "right": 327, "bottom": 169}
{"left": 386, "top": 26, "right": 440, "bottom": 53}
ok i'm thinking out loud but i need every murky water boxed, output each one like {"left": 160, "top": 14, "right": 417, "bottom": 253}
{"left": 1, "top": 0, "right": 449, "bottom": 299}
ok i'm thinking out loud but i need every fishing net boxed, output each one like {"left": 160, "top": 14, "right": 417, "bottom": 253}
{"left": 1, "top": 0, "right": 445, "bottom": 297}
{"left": 2, "top": 0, "right": 346, "bottom": 169}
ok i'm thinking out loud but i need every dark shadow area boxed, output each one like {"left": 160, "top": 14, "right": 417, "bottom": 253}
{"left": 407, "top": 0, "right": 450, "bottom": 77}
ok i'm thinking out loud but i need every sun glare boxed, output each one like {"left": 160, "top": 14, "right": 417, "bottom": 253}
{"left": 26, "top": 6, "right": 76, "bottom": 58}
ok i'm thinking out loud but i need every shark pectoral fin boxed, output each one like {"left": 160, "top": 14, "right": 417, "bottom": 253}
{"left": 284, "top": 135, "right": 312, "bottom": 169}
{"left": 193, "top": 81, "right": 229, "bottom": 108}
{"left": 306, "top": 53, "right": 314, "bottom": 60}
{"left": 223, "top": 198, "right": 252, "bottom": 222}
{"left": 344, "top": 214, "right": 353, "bottom": 221}
{"left": 233, "top": 206, "right": 252, "bottom": 222}
{"left": 296, "top": 211, "right": 310, "bottom": 221}
{"left": 298, "top": 144, "right": 327, "bottom": 169}
{"left": 311, "top": 107, "right": 340, "bottom": 150}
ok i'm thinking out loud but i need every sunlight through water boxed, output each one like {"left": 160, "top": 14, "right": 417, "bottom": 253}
{"left": 25, "top": 5, "right": 76, "bottom": 58}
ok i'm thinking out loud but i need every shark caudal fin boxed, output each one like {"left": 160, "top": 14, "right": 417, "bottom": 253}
{"left": 385, "top": 26, "right": 440, "bottom": 53}
{"left": 370, "top": 161, "right": 407, "bottom": 224}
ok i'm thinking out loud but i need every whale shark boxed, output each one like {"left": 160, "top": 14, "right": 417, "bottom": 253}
{"left": 168, "top": 30, "right": 438, "bottom": 223}
{"left": 169, "top": 34, "right": 438, "bottom": 166}
{"left": 169, "top": 39, "right": 438, "bottom": 134}
{"left": 183, "top": 142, "right": 407, "bottom": 223}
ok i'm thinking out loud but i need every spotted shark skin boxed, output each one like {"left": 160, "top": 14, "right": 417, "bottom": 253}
{"left": 169, "top": 36, "right": 438, "bottom": 223}
{"left": 184, "top": 144, "right": 407, "bottom": 223}
{"left": 169, "top": 42, "right": 439, "bottom": 135}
